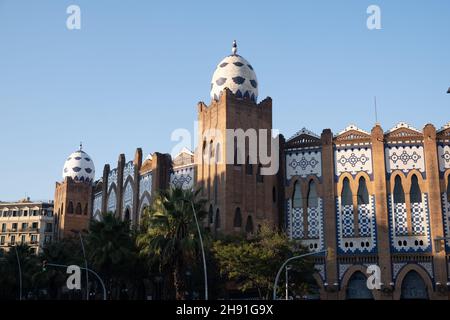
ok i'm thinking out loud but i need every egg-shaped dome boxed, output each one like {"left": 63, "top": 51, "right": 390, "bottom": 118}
{"left": 210, "top": 41, "right": 258, "bottom": 103}
{"left": 62, "top": 147, "right": 95, "bottom": 183}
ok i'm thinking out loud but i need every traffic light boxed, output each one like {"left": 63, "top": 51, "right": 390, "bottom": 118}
{"left": 42, "top": 260, "right": 47, "bottom": 272}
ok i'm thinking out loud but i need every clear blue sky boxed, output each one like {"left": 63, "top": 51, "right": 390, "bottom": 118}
{"left": 0, "top": 0, "right": 449, "bottom": 201}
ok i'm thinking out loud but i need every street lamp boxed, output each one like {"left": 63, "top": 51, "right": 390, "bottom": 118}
{"left": 71, "top": 229, "right": 89, "bottom": 301}
{"left": 285, "top": 265, "right": 291, "bottom": 300}
{"left": 12, "top": 245, "right": 22, "bottom": 301}
{"left": 273, "top": 250, "right": 328, "bottom": 300}
{"left": 182, "top": 199, "right": 208, "bottom": 300}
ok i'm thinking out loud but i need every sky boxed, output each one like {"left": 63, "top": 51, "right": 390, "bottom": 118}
{"left": 0, "top": 0, "right": 449, "bottom": 201}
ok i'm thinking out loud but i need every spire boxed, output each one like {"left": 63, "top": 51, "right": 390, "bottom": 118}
{"left": 232, "top": 40, "right": 237, "bottom": 55}
{"left": 79, "top": 141, "right": 83, "bottom": 151}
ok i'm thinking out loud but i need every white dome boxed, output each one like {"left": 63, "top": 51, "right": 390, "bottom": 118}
{"left": 210, "top": 41, "right": 258, "bottom": 103}
{"left": 62, "top": 148, "right": 95, "bottom": 183}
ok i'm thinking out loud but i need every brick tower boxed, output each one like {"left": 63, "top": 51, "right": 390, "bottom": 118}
{"left": 197, "top": 41, "right": 282, "bottom": 235}
{"left": 54, "top": 145, "right": 95, "bottom": 239}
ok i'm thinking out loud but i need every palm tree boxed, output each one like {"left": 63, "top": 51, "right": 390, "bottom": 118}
{"left": 137, "top": 187, "right": 207, "bottom": 300}
{"left": 86, "top": 213, "right": 137, "bottom": 299}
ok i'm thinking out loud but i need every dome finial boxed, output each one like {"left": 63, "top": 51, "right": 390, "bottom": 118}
{"left": 232, "top": 40, "right": 237, "bottom": 55}
{"left": 79, "top": 141, "right": 83, "bottom": 151}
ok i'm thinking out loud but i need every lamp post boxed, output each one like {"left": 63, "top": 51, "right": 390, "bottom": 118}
{"left": 273, "top": 250, "right": 328, "bottom": 300}
{"left": 13, "top": 245, "right": 22, "bottom": 301}
{"left": 71, "top": 229, "right": 89, "bottom": 301}
{"left": 285, "top": 265, "right": 291, "bottom": 300}
{"left": 183, "top": 199, "right": 208, "bottom": 300}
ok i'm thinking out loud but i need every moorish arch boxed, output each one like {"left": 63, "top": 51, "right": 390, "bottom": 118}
{"left": 107, "top": 184, "right": 118, "bottom": 216}
{"left": 138, "top": 191, "right": 152, "bottom": 219}
{"left": 340, "top": 265, "right": 380, "bottom": 300}
{"left": 122, "top": 176, "right": 135, "bottom": 221}
{"left": 394, "top": 264, "right": 433, "bottom": 300}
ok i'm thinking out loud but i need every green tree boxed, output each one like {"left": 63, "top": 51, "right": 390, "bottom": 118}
{"left": 212, "top": 225, "right": 317, "bottom": 300}
{"left": 37, "top": 237, "right": 83, "bottom": 299}
{"left": 0, "top": 244, "right": 40, "bottom": 300}
{"left": 137, "top": 187, "right": 207, "bottom": 300}
{"left": 86, "top": 212, "right": 139, "bottom": 300}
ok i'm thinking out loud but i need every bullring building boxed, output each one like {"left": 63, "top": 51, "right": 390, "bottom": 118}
{"left": 53, "top": 42, "right": 450, "bottom": 300}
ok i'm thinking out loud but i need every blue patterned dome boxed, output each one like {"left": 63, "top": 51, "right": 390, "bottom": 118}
{"left": 210, "top": 41, "right": 258, "bottom": 103}
{"left": 62, "top": 147, "right": 95, "bottom": 183}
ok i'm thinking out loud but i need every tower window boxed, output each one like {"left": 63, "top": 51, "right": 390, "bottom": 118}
{"left": 410, "top": 175, "right": 422, "bottom": 204}
{"left": 215, "top": 209, "right": 220, "bottom": 230}
{"left": 68, "top": 201, "right": 74, "bottom": 214}
{"left": 341, "top": 178, "right": 353, "bottom": 206}
{"left": 84, "top": 203, "right": 88, "bottom": 216}
{"left": 75, "top": 203, "right": 82, "bottom": 215}
{"left": 246, "top": 156, "right": 252, "bottom": 175}
{"left": 393, "top": 175, "right": 405, "bottom": 204}
{"left": 234, "top": 208, "right": 242, "bottom": 228}
{"left": 357, "top": 177, "right": 369, "bottom": 205}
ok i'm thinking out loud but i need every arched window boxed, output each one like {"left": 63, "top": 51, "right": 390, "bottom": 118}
{"left": 245, "top": 216, "right": 254, "bottom": 234}
{"left": 346, "top": 272, "right": 374, "bottom": 300}
{"left": 209, "top": 140, "right": 214, "bottom": 158}
{"left": 202, "top": 140, "right": 207, "bottom": 160}
{"left": 215, "top": 209, "right": 220, "bottom": 230}
{"left": 393, "top": 175, "right": 405, "bottom": 204}
{"left": 410, "top": 175, "right": 422, "bottom": 203}
{"left": 307, "top": 180, "right": 318, "bottom": 208}
{"left": 401, "top": 271, "right": 429, "bottom": 300}
{"left": 233, "top": 208, "right": 242, "bottom": 228}
{"left": 293, "top": 182, "right": 303, "bottom": 208}
{"left": 75, "top": 203, "right": 82, "bottom": 215}
{"left": 357, "top": 177, "right": 369, "bottom": 205}
{"left": 256, "top": 164, "right": 264, "bottom": 183}
{"left": 208, "top": 205, "right": 214, "bottom": 224}
{"left": 233, "top": 137, "right": 240, "bottom": 166}
{"left": 84, "top": 203, "right": 88, "bottom": 216}
{"left": 341, "top": 178, "right": 353, "bottom": 206}
{"left": 68, "top": 201, "right": 74, "bottom": 214}
{"left": 272, "top": 186, "right": 277, "bottom": 203}
{"left": 246, "top": 156, "right": 252, "bottom": 175}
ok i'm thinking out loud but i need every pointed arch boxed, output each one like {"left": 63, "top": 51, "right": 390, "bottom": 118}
{"left": 68, "top": 201, "right": 74, "bottom": 214}
{"left": 215, "top": 208, "right": 220, "bottom": 230}
{"left": 75, "top": 203, "right": 82, "bottom": 215}
{"left": 293, "top": 181, "right": 303, "bottom": 208}
{"left": 410, "top": 174, "right": 422, "bottom": 203}
{"left": 246, "top": 155, "right": 253, "bottom": 175}
{"left": 357, "top": 177, "right": 369, "bottom": 205}
{"left": 394, "top": 264, "right": 433, "bottom": 300}
{"left": 307, "top": 180, "right": 319, "bottom": 208}
{"left": 341, "top": 177, "right": 353, "bottom": 206}
{"left": 233, "top": 207, "right": 242, "bottom": 228}
{"left": 393, "top": 175, "right": 405, "bottom": 204}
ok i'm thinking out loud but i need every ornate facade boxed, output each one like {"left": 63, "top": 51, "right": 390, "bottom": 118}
{"left": 53, "top": 42, "right": 450, "bottom": 300}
